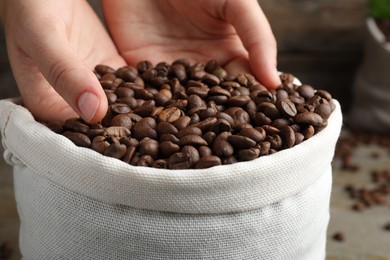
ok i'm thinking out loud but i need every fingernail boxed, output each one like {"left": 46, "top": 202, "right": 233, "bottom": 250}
{"left": 78, "top": 92, "right": 99, "bottom": 122}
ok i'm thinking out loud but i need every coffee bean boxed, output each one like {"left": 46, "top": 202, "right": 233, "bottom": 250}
{"left": 238, "top": 148, "right": 260, "bottom": 161}
{"left": 226, "top": 95, "right": 251, "bottom": 107}
{"left": 315, "top": 90, "right": 332, "bottom": 101}
{"left": 46, "top": 121, "right": 63, "bottom": 134}
{"left": 173, "top": 116, "right": 191, "bottom": 130}
{"left": 202, "top": 73, "right": 220, "bottom": 86}
{"left": 195, "top": 156, "right": 222, "bottom": 169}
{"left": 213, "top": 139, "right": 234, "bottom": 157}
{"left": 91, "top": 136, "right": 110, "bottom": 153}
{"left": 332, "top": 232, "right": 345, "bottom": 242}
{"left": 139, "top": 137, "right": 159, "bottom": 159}
{"left": 64, "top": 118, "right": 89, "bottom": 134}
{"left": 105, "top": 126, "right": 131, "bottom": 138}
{"left": 104, "top": 143, "right": 127, "bottom": 159}
{"left": 156, "top": 121, "right": 178, "bottom": 136}
{"left": 181, "top": 145, "right": 200, "bottom": 165}
{"left": 295, "top": 112, "right": 323, "bottom": 126}
{"left": 168, "top": 152, "right": 192, "bottom": 169}
{"left": 275, "top": 99, "right": 297, "bottom": 118}
{"left": 228, "top": 135, "right": 257, "bottom": 149}
{"left": 314, "top": 103, "right": 332, "bottom": 120}
{"left": 159, "top": 107, "right": 181, "bottom": 123}
{"left": 280, "top": 126, "right": 295, "bottom": 148}
{"left": 178, "top": 135, "right": 208, "bottom": 147}
{"left": 257, "top": 102, "right": 280, "bottom": 119}
{"left": 177, "top": 126, "right": 202, "bottom": 139}
{"left": 159, "top": 134, "right": 179, "bottom": 144}
{"left": 294, "top": 132, "right": 305, "bottom": 146}
{"left": 240, "top": 128, "right": 264, "bottom": 143}
{"left": 116, "top": 66, "right": 138, "bottom": 82}
{"left": 137, "top": 155, "right": 154, "bottom": 167}
{"left": 122, "top": 145, "right": 137, "bottom": 163}
{"left": 63, "top": 131, "right": 91, "bottom": 147}
{"left": 110, "top": 114, "right": 133, "bottom": 129}
{"left": 302, "top": 125, "right": 315, "bottom": 140}
{"left": 151, "top": 159, "right": 168, "bottom": 169}
{"left": 193, "top": 117, "right": 218, "bottom": 132}
{"left": 296, "top": 84, "right": 315, "bottom": 100}
{"left": 132, "top": 117, "right": 157, "bottom": 140}
{"left": 267, "top": 134, "right": 282, "bottom": 150}
{"left": 159, "top": 141, "right": 180, "bottom": 157}
{"left": 209, "top": 86, "right": 231, "bottom": 98}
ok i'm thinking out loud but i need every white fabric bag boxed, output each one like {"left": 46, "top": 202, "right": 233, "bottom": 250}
{"left": 0, "top": 98, "right": 342, "bottom": 260}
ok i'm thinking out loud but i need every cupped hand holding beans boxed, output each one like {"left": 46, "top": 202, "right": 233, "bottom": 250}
{"left": 0, "top": 0, "right": 280, "bottom": 123}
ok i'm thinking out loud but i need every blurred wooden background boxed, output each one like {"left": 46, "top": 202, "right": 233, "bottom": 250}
{"left": 0, "top": 0, "right": 367, "bottom": 112}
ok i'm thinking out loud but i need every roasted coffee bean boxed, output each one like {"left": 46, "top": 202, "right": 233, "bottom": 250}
{"left": 137, "top": 155, "right": 154, "bottom": 167}
{"left": 105, "top": 91, "right": 117, "bottom": 104}
{"left": 226, "top": 95, "right": 251, "bottom": 107}
{"left": 159, "top": 134, "right": 180, "bottom": 144}
{"left": 195, "top": 156, "right": 222, "bottom": 169}
{"left": 315, "top": 90, "right": 332, "bottom": 101}
{"left": 257, "top": 102, "right": 280, "bottom": 119}
{"left": 104, "top": 143, "right": 127, "bottom": 159}
{"left": 213, "top": 139, "right": 234, "bottom": 157}
{"left": 208, "top": 86, "right": 231, "bottom": 98}
{"left": 152, "top": 159, "right": 168, "bottom": 169}
{"left": 91, "top": 136, "right": 110, "bottom": 153}
{"left": 178, "top": 135, "right": 208, "bottom": 147}
{"left": 228, "top": 135, "right": 257, "bottom": 149}
{"left": 251, "top": 89, "right": 273, "bottom": 104}
{"left": 211, "top": 118, "right": 231, "bottom": 134}
{"left": 105, "top": 126, "right": 131, "bottom": 138}
{"left": 63, "top": 131, "right": 91, "bottom": 147}
{"left": 181, "top": 145, "right": 200, "bottom": 165}
{"left": 253, "top": 112, "right": 272, "bottom": 126}
{"left": 259, "top": 141, "right": 271, "bottom": 155}
{"left": 156, "top": 121, "right": 178, "bottom": 136}
{"left": 302, "top": 125, "right": 315, "bottom": 140}
{"left": 263, "top": 125, "right": 280, "bottom": 135}
{"left": 198, "top": 107, "right": 218, "bottom": 120}
{"left": 110, "top": 114, "right": 133, "bottom": 129}
{"left": 267, "top": 134, "right": 282, "bottom": 150}
{"left": 275, "top": 99, "right": 297, "bottom": 118}
{"left": 110, "top": 103, "right": 131, "bottom": 114}
{"left": 132, "top": 117, "right": 157, "bottom": 140}
{"left": 202, "top": 73, "right": 220, "bottom": 86}
{"left": 238, "top": 148, "right": 260, "bottom": 161}
{"left": 187, "top": 87, "right": 209, "bottom": 99}
{"left": 294, "top": 132, "right": 305, "bottom": 146}
{"left": 280, "top": 126, "right": 295, "bottom": 148}
{"left": 168, "top": 152, "right": 192, "bottom": 169}
{"left": 159, "top": 106, "right": 181, "bottom": 123}
{"left": 122, "top": 146, "right": 137, "bottom": 163}
{"left": 64, "top": 118, "right": 89, "bottom": 134}
{"left": 139, "top": 137, "right": 159, "bottom": 159}
{"left": 240, "top": 127, "right": 264, "bottom": 143}
{"left": 296, "top": 84, "right": 315, "bottom": 100}
{"left": 171, "top": 63, "right": 187, "bottom": 81}
{"left": 271, "top": 118, "right": 290, "bottom": 130}
{"left": 223, "top": 156, "right": 238, "bottom": 165}
{"left": 177, "top": 126, "right": 202, "bottom": 139}
{"left": 116, "top": 66, "right": 138, "bottom": 82}
{"left": 173, "top": 116, "right": 191, "bottom": 130}
{"left": 193, "top": 117, "right": 218, "bottom": 132}
{"left": 134, "top": 100, "right": 155, "bottom": 117}
{"left": 46, "top": 121, "right": 63, "bottom": 134}
{"left": 95, "top": 64, "right": 116, "bottom": 75}
{"left": 314, "top": 103, "right": 332, "bottom": 120}
{"left": 136, "top": 60, "right": 153, "bottom": 73}
{"left": 202, "top": 131, "right": 217, "bottom": 145}
{"left": 296, "top": 104, "right": 314, "bottom": 113}
{"left": 159, "top": 141, "right": 180, "bottom": 157}
{"left": 332, "top": 232, "right": 345, "bottom": 242}
{"left": 295, "top": 112, "right": 323, "bottom": 126}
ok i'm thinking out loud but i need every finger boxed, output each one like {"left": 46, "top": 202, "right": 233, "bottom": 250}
{"left": 22, "top": 28, "right": 108, "bottom": 123}
{"left": 223, "top": 0, "right": 281, "bottom": 88}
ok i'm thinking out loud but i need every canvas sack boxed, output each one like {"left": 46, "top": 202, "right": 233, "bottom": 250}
{"left": 0, "top": 97, "right": 342, "bottom": 260}
{"left": 348, "top": 18, "right": 390, "bottom": 134}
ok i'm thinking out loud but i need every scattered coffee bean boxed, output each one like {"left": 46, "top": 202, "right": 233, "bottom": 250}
{"left": 332, "top": 232, "right": 345, "bottom": 242}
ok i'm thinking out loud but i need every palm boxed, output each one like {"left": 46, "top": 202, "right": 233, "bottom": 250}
{"left": 102, "top": 0, "right": 250, "bottom": 73}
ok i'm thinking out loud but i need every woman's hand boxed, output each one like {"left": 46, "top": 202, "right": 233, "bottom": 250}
{"left": 1, "top": 0, "right": 125, "bottom": 123}
{"left": 102, "top": 0, "right": 280, "bottom": 88}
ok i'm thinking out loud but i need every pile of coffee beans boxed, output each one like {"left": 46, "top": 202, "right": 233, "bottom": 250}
{"left": 47, "top": 59, "right": 335, "bottom": 169}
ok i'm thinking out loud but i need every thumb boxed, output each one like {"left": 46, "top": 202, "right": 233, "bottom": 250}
{"left": 224, "top": 0, "right": 281, "bottom": 89}
{"left": 26, "top": 33, "right": 107, "bottom": 123}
